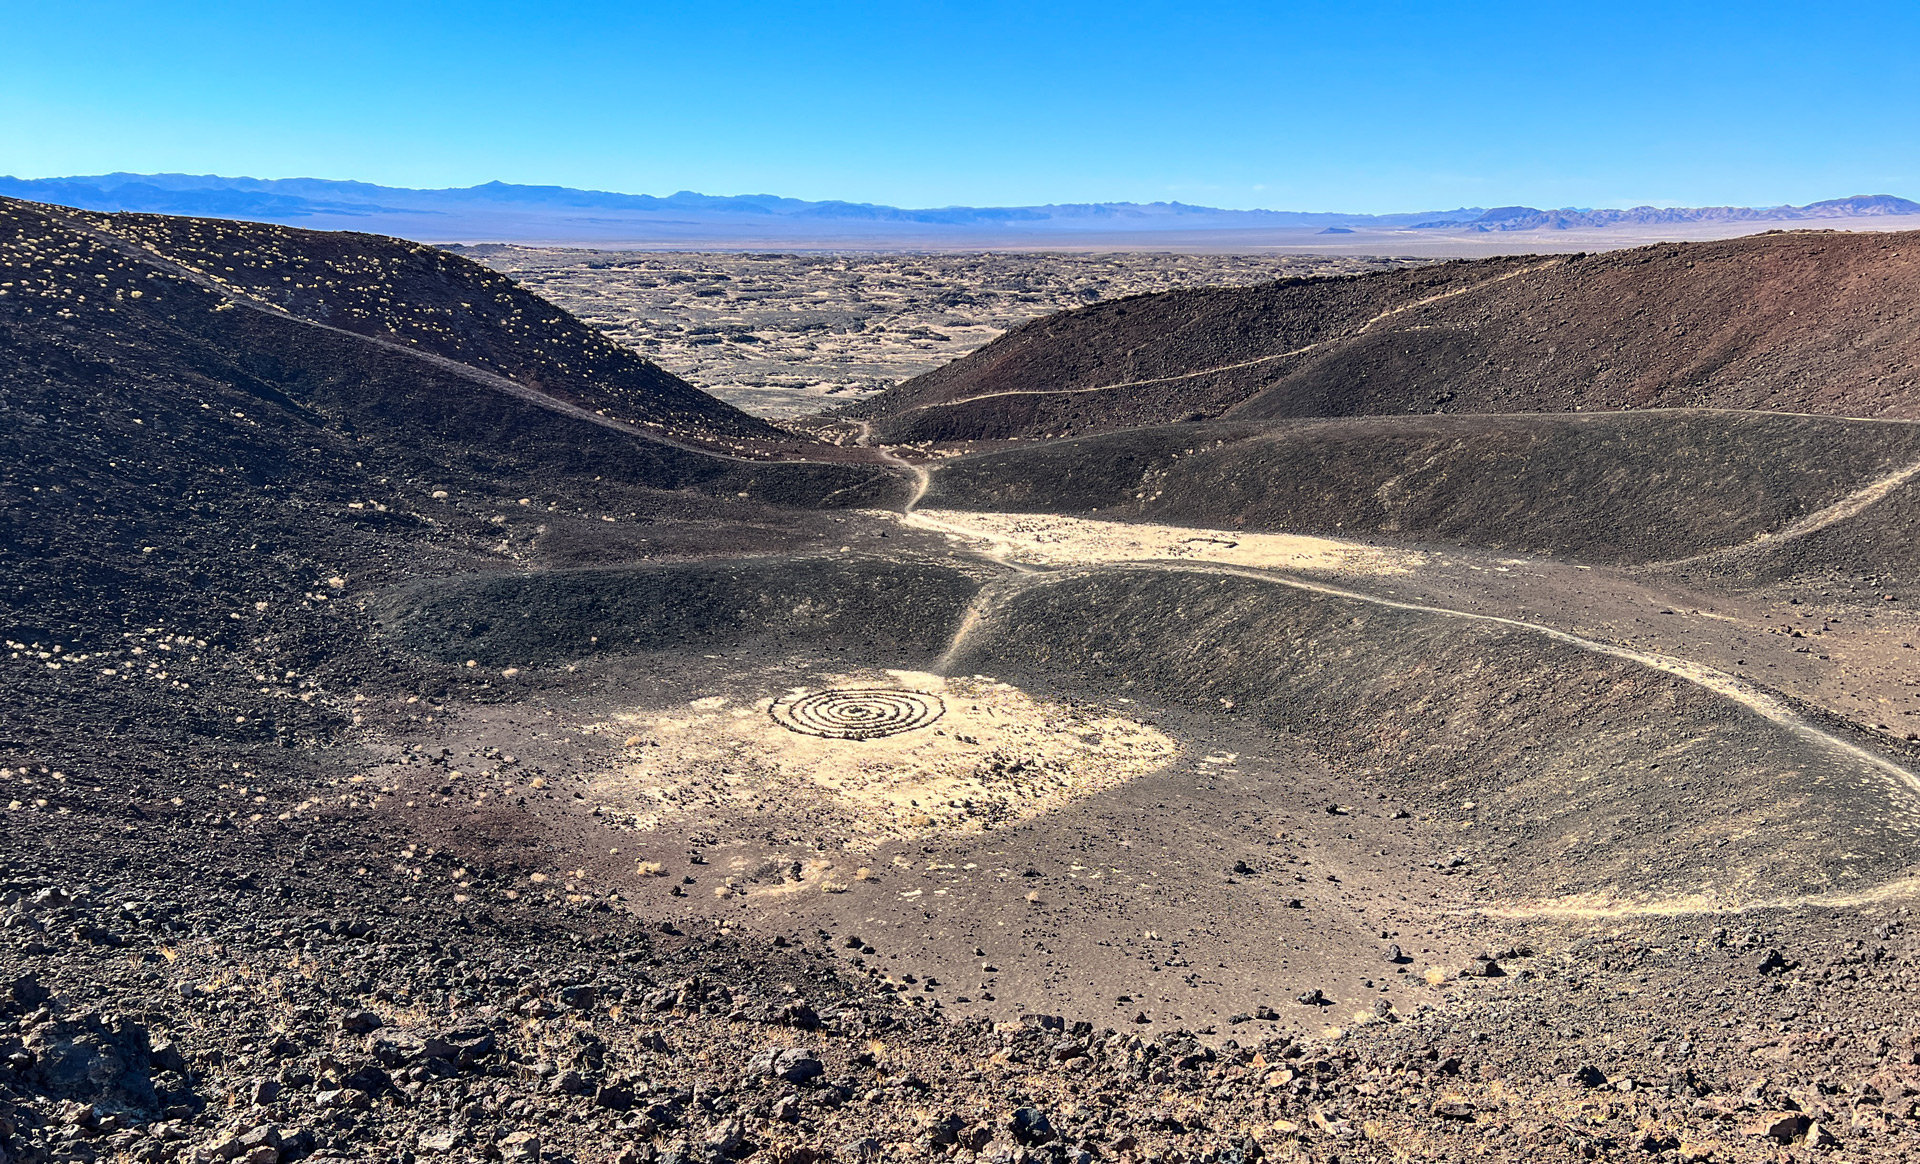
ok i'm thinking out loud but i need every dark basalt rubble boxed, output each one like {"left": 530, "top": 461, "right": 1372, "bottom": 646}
{"left": 10, "top": 839, "right": 1920, "bottom": 1164}
{"left": 16, "top": 200, "right": 777, "bottom": 443}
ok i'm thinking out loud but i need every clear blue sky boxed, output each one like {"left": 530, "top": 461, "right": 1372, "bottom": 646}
{"left": 3, "top": 0, "right": 1914, "bottom": 212}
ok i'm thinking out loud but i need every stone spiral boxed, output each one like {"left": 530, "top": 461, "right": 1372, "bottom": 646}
{"left": 770, "top": 688, "right": 945, "bottom": 740}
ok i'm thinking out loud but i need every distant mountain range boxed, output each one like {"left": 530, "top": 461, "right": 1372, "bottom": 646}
{"left": 0, "top": 173, "right": 1481, "bottom": 232}
{"left": 1, "top": 173, "right": 1915, "bottom": 247}
{"left": 1416, "top": 195, "right": 1920, "bottom": 232}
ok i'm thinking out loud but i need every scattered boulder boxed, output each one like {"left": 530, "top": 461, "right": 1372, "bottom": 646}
{"left": 3, "top": 975, "right": 49, "bottom": 1013}
{"left": 923, "top": 1114, "right": 964, "bottom": 1146}
{"left": 705, "top": 1118, "right": 746, "bottom": 1155}
{"left": 593, "top": 1083, "right": 633, "bottom": 1111}
{"left": 1009, "top": 1107, "right": 1056, "bottom": 1145}
{"left": 314, "top": 1088, "right": 372, "bottom": 1110}
{"left": 747, "top": 1047, "right": 823, "bottom": 1084}
{"left": 149, "top": 1039, "right": 187, "bottom": 1075}
{"left": 1747, "top": 1111, "right": 1812, "bottom": 1144}
{"left": 21, "top": 1013, "right": 161, "bottom": 1115}
{"left": 417, "top": 1129, "right": 458, "bottom": 1153}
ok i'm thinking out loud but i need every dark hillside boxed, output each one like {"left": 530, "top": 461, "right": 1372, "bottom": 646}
{"left": 849, "top": 259, "right": 1528, "bottom": 439}
{"left": 18, "top": 198, "right": 774, "bottom": 441}
{"left": 858, "top": 229, "right": 1920, "bottom": 441}
{"left": 0, "top": 196, "right": 900, "bottom": 652}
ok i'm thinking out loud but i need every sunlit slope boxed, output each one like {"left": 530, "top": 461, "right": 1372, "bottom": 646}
{"left": 857, "top": 230, "right": 1920, "bottom": 441}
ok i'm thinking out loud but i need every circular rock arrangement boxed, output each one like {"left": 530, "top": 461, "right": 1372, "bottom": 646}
{"left": 770, "top": 688, "right": 945, "bottom": 740}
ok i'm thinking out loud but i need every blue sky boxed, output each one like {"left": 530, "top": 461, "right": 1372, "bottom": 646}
{"left": 2, "top": 0, "right": 1914, "bottom": 212}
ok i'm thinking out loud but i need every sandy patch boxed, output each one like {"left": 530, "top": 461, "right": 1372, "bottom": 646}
{"left": 903, "top": 510, "right": 1423, "bottom": 574}
{"left": 582, "top": 669, "right": 1177, "bottom": 849}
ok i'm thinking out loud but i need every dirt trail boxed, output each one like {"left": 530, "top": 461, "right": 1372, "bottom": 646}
{"left": 850, "top": 423, "right": 1044, "bottom": 671}
{"left": 1474, "top": 874, "right": 1920, "bottom": 920}
{"left": 908, "top": 509, "right": 1422, "bottom": 576}
{"left": 1652, "top": 451, "right": 1920, "bottom": 569}
{"left": 1178, "top": 559, "right": 1920, "bottom": 797}
{"left": 932, "top": 576, "right": 1045, "bottom": 674}
{"left": 854, "top": 420, "right": 933, "bottom": 506}
{"left": 857, "top": 423, "right": 1043, "bottom": 577}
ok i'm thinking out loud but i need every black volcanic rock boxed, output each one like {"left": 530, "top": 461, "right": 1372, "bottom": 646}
{"left": 21, "top": 1013, "right": 162, "bottom": 1116}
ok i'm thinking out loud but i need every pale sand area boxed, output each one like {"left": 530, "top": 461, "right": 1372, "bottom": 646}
{"left": 902, "top": 508, "right": 1427, "bottom": 574}
{"left": 581, "top": 670, "right": 1177, "bottom": 854}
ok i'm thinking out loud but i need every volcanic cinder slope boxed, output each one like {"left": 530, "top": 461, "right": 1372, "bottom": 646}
{"left": 850, "top": 230, "right": 1920, "bottom": 441}
{"left": 9, "top": 199, "right": 1920, "bottom": 1164}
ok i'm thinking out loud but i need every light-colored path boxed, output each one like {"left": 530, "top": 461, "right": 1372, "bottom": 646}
{"left": 1653, "top": 452, "right": 1920, "bottom": 569}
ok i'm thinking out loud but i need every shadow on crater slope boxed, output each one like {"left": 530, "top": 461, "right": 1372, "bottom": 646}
{"left": 377, "top": 555, "right": 980, "bottom": 668}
